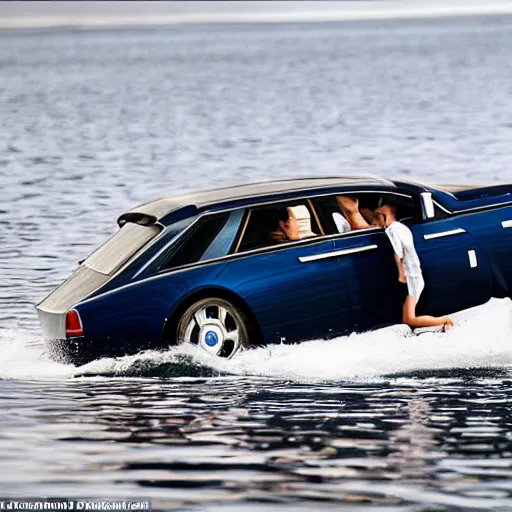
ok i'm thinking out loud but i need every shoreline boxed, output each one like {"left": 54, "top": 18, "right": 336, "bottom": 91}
{"left": 2, "top": 6, "right": 512, "bottom": 32}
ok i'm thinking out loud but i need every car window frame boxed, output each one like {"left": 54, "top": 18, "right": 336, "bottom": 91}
{"left": 158, "top": 210, "right": 238, "bottom": 272}
{"left": 232, "top": 199, "right": 325, "bottom": 254}
{"left": 154, "top": 189, "right": 420, "bottom": 277}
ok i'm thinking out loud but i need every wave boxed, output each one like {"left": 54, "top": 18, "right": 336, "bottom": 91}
{"left": 1, "top": 298, "right": 511, "bottom": 382}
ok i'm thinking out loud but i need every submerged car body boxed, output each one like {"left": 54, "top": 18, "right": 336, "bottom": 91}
{"left": 37, "top": 175, "right": 512, "bottom": 365}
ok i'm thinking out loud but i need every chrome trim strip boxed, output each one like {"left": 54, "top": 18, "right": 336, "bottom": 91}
{"left": 502, "top": 220, "right": 512, "bottom": 228}
{"left": 423, "top": 228, "right": 466, "bottom": 240}
{"left": 299, "top": 245, "right": 378, "bottom": 263}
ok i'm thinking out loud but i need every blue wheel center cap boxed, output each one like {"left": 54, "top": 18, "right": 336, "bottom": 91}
{"left": 204, "top": 331, "right": 219, "bottom": 347}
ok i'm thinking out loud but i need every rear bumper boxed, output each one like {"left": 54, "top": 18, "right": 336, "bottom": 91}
{"left": 37, "top": 308, "right": 66, "bottom": 341}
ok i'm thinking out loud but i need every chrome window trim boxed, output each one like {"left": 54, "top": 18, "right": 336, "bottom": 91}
{"left": 212, "top": 189, "right": 413, "bottom": 215}
{"left": 146, "top": 189, "right": 410, "bottom": 274}
{"left": 229, "top": 189, "right": 413, "bottom": 254}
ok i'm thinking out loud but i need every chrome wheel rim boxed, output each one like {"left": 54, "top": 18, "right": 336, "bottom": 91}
{"left": 183, "top": 302, "right": 241, "bottom": 357}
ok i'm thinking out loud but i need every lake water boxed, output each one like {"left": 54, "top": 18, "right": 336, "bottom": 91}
{"left": 1, "top": 15, "right": 512, "bottom": 510}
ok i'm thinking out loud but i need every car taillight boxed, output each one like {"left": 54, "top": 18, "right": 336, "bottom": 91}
{"left": 66, "top": 309, "right": 83, "bottom": 337}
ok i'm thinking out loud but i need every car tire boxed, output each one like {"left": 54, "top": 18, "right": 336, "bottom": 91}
{"left": 176, "top": 298, "right": 251, "bottom": 358}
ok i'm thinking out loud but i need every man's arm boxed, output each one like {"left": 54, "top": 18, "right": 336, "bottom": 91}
{"left": 336, "top": 196, "right": 371, "bottom": 230}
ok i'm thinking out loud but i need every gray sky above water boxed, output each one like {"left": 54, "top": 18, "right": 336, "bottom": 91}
{"left": 1, "top": 1, "right": 512, "bottom": 28}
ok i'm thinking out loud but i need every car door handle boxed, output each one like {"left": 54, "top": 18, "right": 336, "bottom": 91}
{"left": 299, "top": 244, "right": 378, "bottom": 263}
{"left": 502, "top": 220, "right": 512, "bottom": 228}
{"left": 423, "top": 228, "right": 466, "bottom": 240}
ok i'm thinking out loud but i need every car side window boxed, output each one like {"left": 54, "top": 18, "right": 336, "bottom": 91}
{"left": 310, "top": 196, "right": 342, "bottom": 235}
{"left": 236, "top": 201, "right": 322, "bottom": 253}
{"left": 313, "top": 193, "right": 421, "bottom": 233}
{"left": 161, "top": 213, "right": 230, "bottom": 269}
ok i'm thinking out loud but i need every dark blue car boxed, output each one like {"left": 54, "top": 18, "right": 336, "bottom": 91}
{"left": 37, "top": 176, "right": 512, "bottom": 365}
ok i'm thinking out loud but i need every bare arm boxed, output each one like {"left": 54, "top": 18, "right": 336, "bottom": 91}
{"left": 394, "top": 253, "right": 406, "bottom": 283}
{"left": 336, "top": 196, "right": 371, "bottom": 230}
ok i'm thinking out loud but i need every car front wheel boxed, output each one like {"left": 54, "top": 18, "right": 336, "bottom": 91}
{"left": 176, "top": 298, "right": 250, "bottom": 358}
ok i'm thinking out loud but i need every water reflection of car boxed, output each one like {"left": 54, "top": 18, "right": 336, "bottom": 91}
{"left": 37, "top": 176, "right": 512, "bottom": 365}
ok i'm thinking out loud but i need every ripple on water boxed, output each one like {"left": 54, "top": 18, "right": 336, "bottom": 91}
{"left": 3, "top": 14, "right": 512, "bottom": 509}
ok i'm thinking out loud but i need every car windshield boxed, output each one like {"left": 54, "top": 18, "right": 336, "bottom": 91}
{"left": 83, "top": 222, "right": 161, "bottom": 275}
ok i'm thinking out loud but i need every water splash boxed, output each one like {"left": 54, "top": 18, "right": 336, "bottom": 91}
{"left": 1, "top": 298, "right": 511, "bottom": 382}
{"left": 78, "top": 298, "right": 512, "bottom": 382}
{"left": 0, "top": 329, "right": 74, "bottom": 381}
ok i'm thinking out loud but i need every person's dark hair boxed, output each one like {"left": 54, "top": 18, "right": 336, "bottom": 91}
{"left": 359, "top": 196, "right": 380, "bottom": 211}
{"left": 276, "top": 207, "right": 290, "bottom": 224}
{"left": 378, "top": 195, "right": 399, "bottom": 209}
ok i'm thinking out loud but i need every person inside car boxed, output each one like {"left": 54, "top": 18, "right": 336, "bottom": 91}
{"left": 375, "top": 196, "right": 454, "bottom": 331}
{"left": 359, "top": 196, "right": 381, "bottom": 227}
{"left": 336, "top": 195, "right": 372, "bottom": 230}
{"left": 269, "top": 205, "right": 317, "bottom": 243}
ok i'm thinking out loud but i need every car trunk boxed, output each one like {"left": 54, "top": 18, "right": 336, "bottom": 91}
{"left": 37, "top": 222, "right": 160, "bottom": 340}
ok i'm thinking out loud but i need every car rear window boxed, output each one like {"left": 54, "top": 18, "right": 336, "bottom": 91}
{"left": 83, "top": 222, "right": 161, "bottom": 275}
{"left": 161, "top": 213, "right": 230, "bottom": 270}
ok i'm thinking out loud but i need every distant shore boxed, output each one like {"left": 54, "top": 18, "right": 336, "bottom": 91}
{"left": 2, "top": 4, "right": 512, "bottom": 31}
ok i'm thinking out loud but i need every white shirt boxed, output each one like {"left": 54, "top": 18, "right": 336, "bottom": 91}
{"left": 333, "top": 212, "right": 352, "bottom": 233}
{"left": 385, "top": 221, "right": 422, "bottom": 278}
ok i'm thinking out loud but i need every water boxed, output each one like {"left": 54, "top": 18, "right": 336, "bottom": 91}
{"left": 2, "top": 14, "right": 512, "bottom": 510}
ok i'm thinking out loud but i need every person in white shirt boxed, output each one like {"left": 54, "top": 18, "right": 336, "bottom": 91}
{"left": 375, "top": 196, "right": 454, "bottom": 331}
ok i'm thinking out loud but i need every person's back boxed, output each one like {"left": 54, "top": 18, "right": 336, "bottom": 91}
{"left": 385, "top": 221, "right": 422, "bottom": 278}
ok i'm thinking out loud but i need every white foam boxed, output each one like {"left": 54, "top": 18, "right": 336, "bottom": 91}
{"left": 0, "top": 329, "right": 74, "bottom": 381}
{"left": 201, "top": 297, "right": 512, "bottom": 382}
{"left": 78, "top": 298, "right": 512, "bottom": 383}
{"left": 1, "top": 298, "right": 511, "bottom": 382}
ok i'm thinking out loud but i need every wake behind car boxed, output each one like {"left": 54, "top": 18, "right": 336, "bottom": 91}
{"left": 37, "top": 176, "right": 512, "bottom": 365}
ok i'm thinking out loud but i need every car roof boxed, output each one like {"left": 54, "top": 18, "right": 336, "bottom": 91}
{"left": 118, "top": 175, "right": 397, "bottom": 226}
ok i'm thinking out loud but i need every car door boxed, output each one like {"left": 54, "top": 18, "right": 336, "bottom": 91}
{"left": 332, "top": 229, "right": 403, "bottom": 332}
{"left": 312, "top": 193, "right": 404, "bottom": 332}
{"left": 411, "top": 217, "right": 493, "bottom": 317}
{"left": 316, "top": 190, "right": 493, "bottom": 331}
{"left": 454, "top": 205, "right": 512, "bottom": 298}
{"left": 222, "top": 203, "right": 351, "bottom": 344}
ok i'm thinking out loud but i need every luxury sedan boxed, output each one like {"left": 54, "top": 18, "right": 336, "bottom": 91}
{"left": 37, "top": 175, "right": 512, "bottom": 365}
